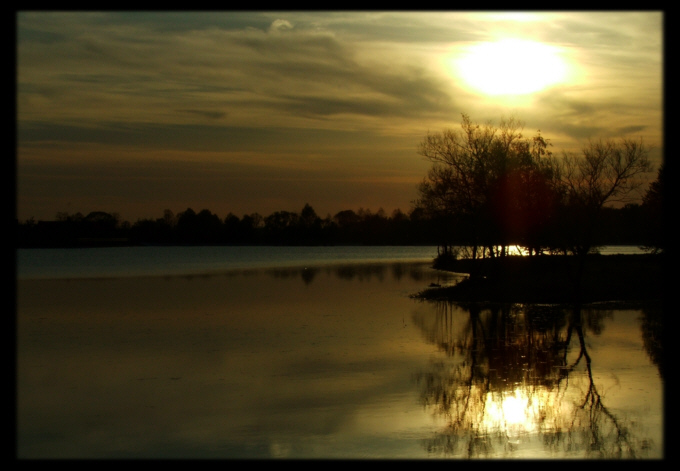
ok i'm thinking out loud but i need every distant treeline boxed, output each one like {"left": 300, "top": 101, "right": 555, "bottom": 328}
{"left": 16, "top": 202, "right": 657, "bottom": 249}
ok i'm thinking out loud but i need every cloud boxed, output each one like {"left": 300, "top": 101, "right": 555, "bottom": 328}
{"left": 269, "top": 19, "right": 294, "bottom": 33}
{"left": 16, "top": 12, "right": 663, "bottom": 221}
{"left": 18, "top": 12, "right": 457, "bottom": 141}
{"left": 616, "top": 125, "right": 647, "bottom": 135}
{"left": 176, "top": 109, "right": 227, "bottom": 120}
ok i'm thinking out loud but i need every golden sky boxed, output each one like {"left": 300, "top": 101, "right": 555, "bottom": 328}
{"left": 16, "top": 11, "right": 663, "bottom": 222}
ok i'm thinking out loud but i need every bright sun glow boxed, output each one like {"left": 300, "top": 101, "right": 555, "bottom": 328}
{"left": 483, "top": 389, "right": 540, "bottom": 438}
{"left": 453, "top": 38, "right": 570, "bottom": 96}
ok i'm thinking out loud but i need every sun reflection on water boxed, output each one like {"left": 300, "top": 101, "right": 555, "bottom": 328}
{"left": 413, "top": 301, "right": 662, "bottom": 458}
{"left": 485, "top": 391, "right": 536, "bottom": 435}
{"left": 482, "top": 387, "right": 574, "bottom": 446}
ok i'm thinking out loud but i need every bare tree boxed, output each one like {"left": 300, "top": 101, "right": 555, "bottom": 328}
{"left": 641, "top": 163, "right": 664, "bottom": 254}
{"left": 558, "top": 137, "right": 651, "bottom": 209}
{"left": 549, "top": 137, "right": 652, "bottom": 257}
{"left": 415, "top": 114, "right": 552, "bottom": 259}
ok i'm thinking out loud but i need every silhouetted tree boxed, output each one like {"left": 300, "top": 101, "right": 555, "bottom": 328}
{"left": 223, "top": 212, "right": 242, "bottom": 244}
{"left": 333, "top": 209, "right": 360, "bottom": 228}
{"left": 264, "top": 210, "right": 301, "bottom": 244}
{"left": 82, "top": 211, "right": 119, "bottom": 239}
{"left": 194, "top": 209, "right": 223, "bottom": 244}
{"left": 548, "top": 138, "right": 651, "bottom": 257}
{"left": 56, "top": 211, "right": 84, "bottom": 222}
{"left": 487, "top": 132, "right": 558, "bottom": 255}
{"left": 641, "top": 163, "right": 664, "bottom": 253}
{"left": 300, "top": 203, "right": 319, "bottom": 227}
{"left": 545, "top": 138, "right": 652, "bottom": 293}
{"left": 415, "top": 114, "right": 559, "bottom": 259}
{"left": 162, "top": 209, "right": 176, "bottom": 227}
{"left": 298, "top": 203, "right": 323, "bottom": 244}
{"left": 129, "top": 218, "right": 170, "bottom": 245}
{"left": 175, "top": 208, "right": 198, "bottom": 244}
{"left": 241, "top": 213, "right": 264, "bottom": 244}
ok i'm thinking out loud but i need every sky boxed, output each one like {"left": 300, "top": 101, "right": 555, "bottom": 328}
{"left": 16, "top": 11, "right": 664, "bottom": 223}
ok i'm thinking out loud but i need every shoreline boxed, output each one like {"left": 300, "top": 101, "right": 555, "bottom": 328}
{"left": 413, "top": 253, "right": 665, "bottom": 306}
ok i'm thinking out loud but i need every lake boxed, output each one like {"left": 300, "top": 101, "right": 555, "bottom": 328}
{"left": 16, "top": 246, "right": 663, "bottom": 459}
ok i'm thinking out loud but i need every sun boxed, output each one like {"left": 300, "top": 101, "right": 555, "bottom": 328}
{"left": 452, "top": 38, "right": 570, "bottom": 96}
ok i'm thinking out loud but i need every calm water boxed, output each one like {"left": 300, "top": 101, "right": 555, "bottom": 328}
{"left": 16, "top": 246, "right": 663, "bottom": 459}
{"left": 16, "top": 245, "right": 442, "bottom": 280}
{"left": 15, "top": 245, "right": 649, "bottom": 281}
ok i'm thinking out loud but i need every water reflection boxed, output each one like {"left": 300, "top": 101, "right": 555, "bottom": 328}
{"left": 17, "top": 261, "right": 662, "bottom": 459}
{"left": 640, "top": 305, "right": 664, "bottom": 380}
{"left": 17, "top": 262, "right": 460, "bottom": 459}
{"left": 265, "top": 262, "right": 459, "bottom": 286}
{"left": 412, "top": 302, "right": 663, "bottom": 458}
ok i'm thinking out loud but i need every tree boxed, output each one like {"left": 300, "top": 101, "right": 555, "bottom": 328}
{"left": 333, "top": 209, "right": 360, "bottom": 228}
{"left": 488, "top": 163, "right": 557, "bottom": 255}
{"left": 549, "top": 137, "right": 652, "bottom": 257}
{"left": 175, "top": 208, "right": 198, "bottom": 244}
{"left": 238, "top": 213, "right": 263, "bottom": 244}
{"left": 641, "top": 163, "right": 664, "bottom": 253}
{"left": 223, "top": 212, "right": 242, "bottom": 243}
{"left": 415, "top": 114, "right": 553, "bottom": 259}
{"left": 83, "top": 211, "right": 120, "bottom": 239}
{"left": 162, "top": 209, "right": 176, "bottom": 227}
{"left": 195, "top": 209, "right": 223, "bottom": 244}
{"left": 416, "top": 113, "right": 653, "bottom": 265}
{"left": 300, "top": 203, "right": 319, "bottom": 227}
{"left": 416, "top": 114, "right": 498, "bottom": 258}
{"left": 264, "top": 210, "right": 300, "bottom": 244}
{"left": 298, "top": 203, "right": 324, "bottom": 244}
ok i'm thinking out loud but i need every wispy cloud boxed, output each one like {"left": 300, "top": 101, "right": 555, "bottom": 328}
{"left": 16, "top": 11, "right": 663, "bottom": 221}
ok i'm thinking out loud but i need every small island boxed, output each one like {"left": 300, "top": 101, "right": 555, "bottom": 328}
{"left": 414, "top": 251, "right": 664, "bottom": 306}
{"left": 407, "top": 114, "right": 664, "bottom": 308}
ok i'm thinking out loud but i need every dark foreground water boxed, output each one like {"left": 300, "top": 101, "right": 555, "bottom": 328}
{"left": 16, "top": 247, "right": 663, "bottom": 459}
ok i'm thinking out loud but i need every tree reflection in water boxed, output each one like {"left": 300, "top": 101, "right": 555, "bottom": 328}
{"left": 412, "top": 302, "right": 658, "bottom": 458}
